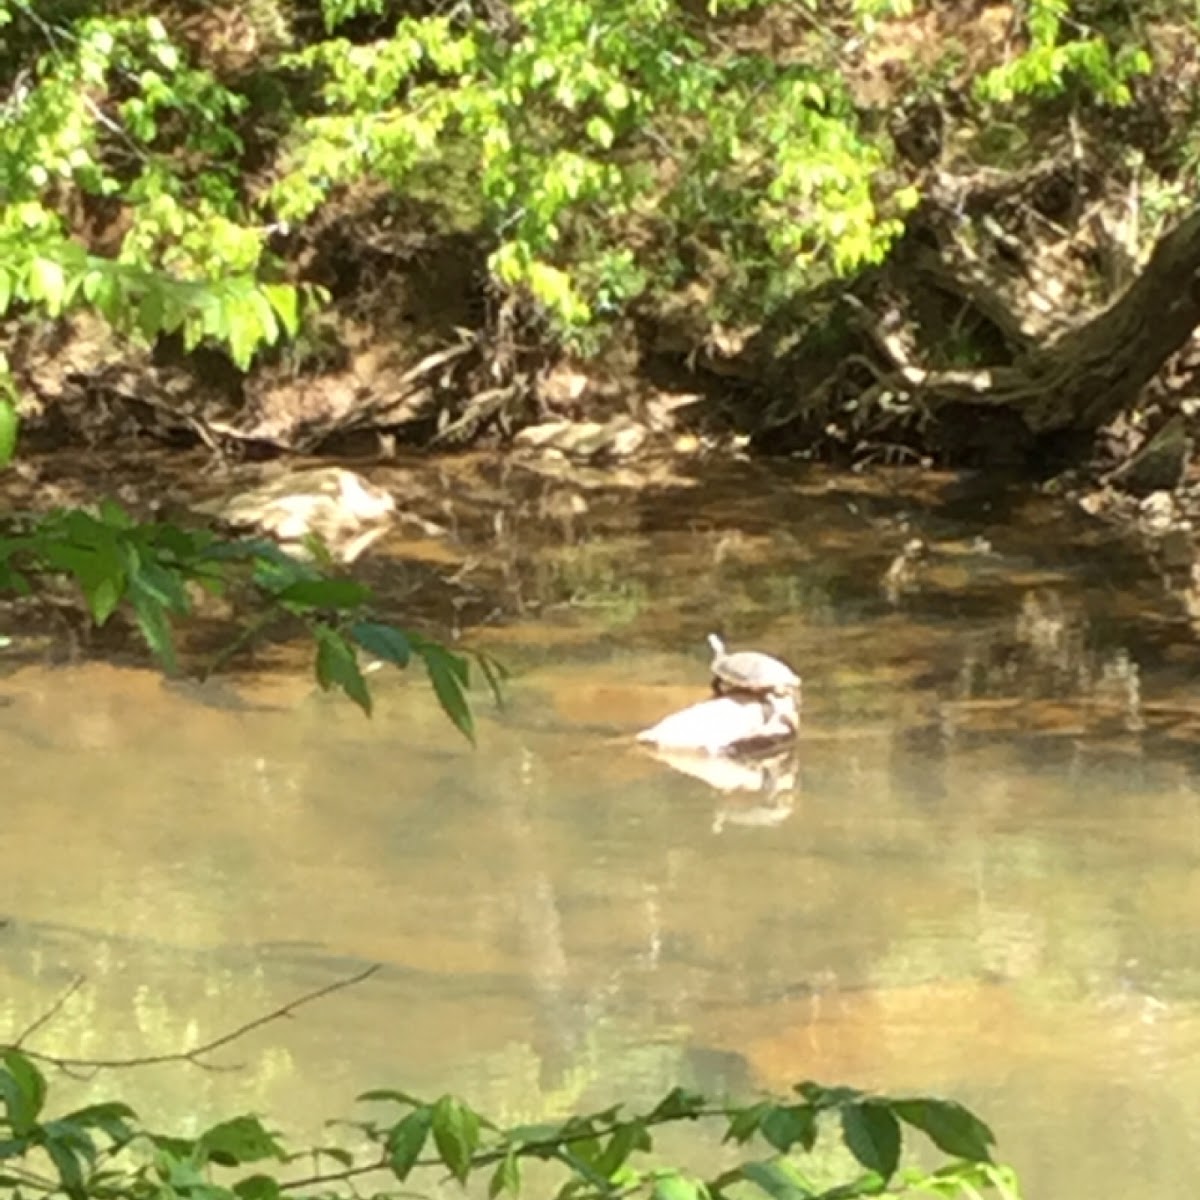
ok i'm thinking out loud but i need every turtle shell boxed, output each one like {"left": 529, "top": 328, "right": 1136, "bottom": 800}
{"left": 707, "top": 634, "right": 800, "bottom": 694}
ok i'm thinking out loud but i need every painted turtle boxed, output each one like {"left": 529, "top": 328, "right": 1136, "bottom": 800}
{"left": 707, "top": 633, "right": 800, "bottom": 698}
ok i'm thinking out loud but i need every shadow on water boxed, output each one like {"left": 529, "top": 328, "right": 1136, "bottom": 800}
{"left": 4, "top": 461, "right": 1200, "bottom": 1197}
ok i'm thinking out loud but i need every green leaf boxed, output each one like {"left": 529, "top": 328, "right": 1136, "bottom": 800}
{"left": 83, "top": 572, "right": 124, "bottom": 626}
{"left": 411, "top": 634, "right": 469, "bottom": 680}
{"left": 654, "top": 1172, "right": 706, "bottom": 1200}
{"left": 147, "top": 1131, "right": 197, "bottom": 1158}
{"left": 44, "top": 1138, "right": 86, "bottom": 1200}
{"left": 129, "top": 556, "right": 191, "bottom": 614}
{"left": 891, "top": 1099, "right": 994, "bottom": 1162}
{"left": 301, "top": 532, "right": 337, "bottom": 568}
{"left": 234, "top": 1175, "right": 282, "bottom": 1200}
{"left": 58, "top": 1102, "right": 137, "bottom": 1145}
{"left": 27, "top": 257, "right": 67, "bottom": 314}
{"left": 557, "top": 1117, "right": 600, "bottom": 1166}
{"left": 505, "top": 1121, "right": 563, "bottom": 1148}
{"left": 649, "top": 1087, "right": 705, "bottom": 1121}
{"left": 306, "top": 1145, "right": 354, "bottom": 1169}
{"left": 423, "top": 648, "right": 474, "bottom": 742}
{"left": 41, "top": 1119, "right": 100, "bottom": 1177}
{"left": 725, "top": 1102, "right": 767, "bottom": 1145}
{"left": 0, "top": 563, "right": 30, "bottom": 595}
{"left": 349, "top": 621, "right": 412, "bottom": 667}
{"left": 474, "top": 650, "right": 508, "bottom": 707}
{"left": 826, "top": 1170, "right": 886, "bottom": 1197}
{"left": 386, "top": 1106, "right": 432, "bottom": 1181}
{"left": 275, "top": 578, "right": 373, "bottom": 609}
{"left": 81, "top": 268, "right": 110, "bottom": 305}
{"left": 488, "top": 1147, "right": 521, "bottom": 1198}
{"left": 0, "top": 1051, "right": 47, "bottom": 1135}
{"left": 198, "top": 1116, "right": 285, "bottom": 1166}
{"left": 431, "top": 1095, "right": 481, "bottom": 1184}
{"left": 40, "top": 520, "right": 126, "bottom": 625}
{"left": 262, "top": 284, "right": 301, "bottom": 338}
{"left": 98, "top": 499, "right": 134, "bottom": 529}
{"left": 360, "top": 1088, "right": 425, "bottom": 1106}
{"left": 248, "top": 288, "right": 281, "bottom": 346}
{"left": 738, "top": 1159, "right": 814, "bottom": 1200}
{"left": 760, "top": 1105, "right": 816, "bottom": 1154}
{"left": 585, "top": 116, "right": 615, "bottom": 148}
{"left": 921, "top": 1160, "right": 1022, "bottom": 1199}
{"left": 223, "top": 294, "right": 261, "bottom": 369}
{"left": 0, "top": 398, "right": 18, "bottom": 468}
{"left": 840, "top": 1104, "right": 900, "bottom": 1179}
{"left": 794, "top": 1083, "right": 862, "bottom": 1110}
{"left": 315, "top": 627, "right": 373, "bottom": 715}
{"left": 137, "top": 288, "right": 166, "bottom": 338}
{"left": 129, "top": 588, "right": 178, "bottom": 673}
{"left": 596, "top": 1120, "right": 650, "bottom": 1177}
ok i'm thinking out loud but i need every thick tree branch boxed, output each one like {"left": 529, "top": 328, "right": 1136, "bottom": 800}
{"left": 837, "top": 205, "right": 1200, "bottom": 458}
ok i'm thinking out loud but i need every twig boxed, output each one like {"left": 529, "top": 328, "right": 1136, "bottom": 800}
{"left": 14, "top": 974, "right": 85, "bottom": 1048}
{"left": 203, "top": 609, "right": 288, "bottom": 679}
{"left": 3, "top": 964, "right": 381, "bottom": 1077}
{"left": 0, "top": 1162, "right": 60, "bottom": 1192}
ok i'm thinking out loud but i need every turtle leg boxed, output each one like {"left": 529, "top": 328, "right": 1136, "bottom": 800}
{"left": 711, "top": 676, "right": 725, "bottom": 697}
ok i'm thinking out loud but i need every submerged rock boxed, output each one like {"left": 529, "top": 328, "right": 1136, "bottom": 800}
{"left": 636, "top": 692, "right": 798, "bottom": 756}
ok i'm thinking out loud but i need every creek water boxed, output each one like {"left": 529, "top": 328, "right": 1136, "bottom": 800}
{"left": 3, "top": 461, "right": 1200, "bottom": 1199}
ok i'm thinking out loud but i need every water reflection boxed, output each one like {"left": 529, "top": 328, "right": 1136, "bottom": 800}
{"left": 2, "top": 466, "right": 1200, "bottom": 1200}
{"left": 638, "top": 743, "right": 799, "bottom": 834}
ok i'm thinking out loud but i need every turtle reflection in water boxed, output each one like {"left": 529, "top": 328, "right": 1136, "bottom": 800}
{"left": 637, "top": 634, "right": 801, "bottom": 757}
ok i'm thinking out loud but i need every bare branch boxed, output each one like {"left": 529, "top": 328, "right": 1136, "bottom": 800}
{"left": 14, "top": 974, "right": 85, "bottom": 1048}
{"left": 3, "top": 964, "right": 381, "bottom": 1076}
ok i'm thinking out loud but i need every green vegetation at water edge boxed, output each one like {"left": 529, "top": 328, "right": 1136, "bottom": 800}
{"left": 0, "top": 496, "right": 503, "bottom": 735}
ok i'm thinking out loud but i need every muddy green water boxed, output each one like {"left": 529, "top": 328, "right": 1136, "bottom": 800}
{"left": 4, "top": 463, "right": 1200, "bottom": 1198}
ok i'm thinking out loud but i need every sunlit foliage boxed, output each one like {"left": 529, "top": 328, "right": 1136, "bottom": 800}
{"left": 0, "top": 0, "right": 1154, "bottom": 360}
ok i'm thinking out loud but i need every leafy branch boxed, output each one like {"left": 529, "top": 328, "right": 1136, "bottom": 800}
{"left": 0, "top": 1056, "right": 1022, "bottom": 1200}
{"left": 0, "top": 961, "right": 1022, "bottom": 1200}
{"left": 0, "top": 501, "right": 504, "bottom": 739}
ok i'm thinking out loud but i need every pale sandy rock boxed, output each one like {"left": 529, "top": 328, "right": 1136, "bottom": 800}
{"left": 636, "top": 693, "right": 798, "bottom": 756}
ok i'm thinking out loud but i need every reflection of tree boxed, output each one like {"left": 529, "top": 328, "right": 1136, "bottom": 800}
{"left": 0, "top": 922, "right": 304, "bottom": 1134}
{"left": 494, "top": 753, "right": 584, "bottom": 1094}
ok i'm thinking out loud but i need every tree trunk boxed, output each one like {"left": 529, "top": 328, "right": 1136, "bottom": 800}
{"left": 926, "top": 205, "right": 1200, "bottom": 441}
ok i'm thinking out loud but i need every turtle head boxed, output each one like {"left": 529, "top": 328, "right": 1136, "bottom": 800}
{"left": 707, "top": 632, "right": 726, "bottom": 656}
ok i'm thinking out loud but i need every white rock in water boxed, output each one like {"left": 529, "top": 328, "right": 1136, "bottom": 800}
{"left": 203, "top": 467, "right": 396, "bottom": 563}
{"left": 636, "top": 693, "right": 798, "bottom": 756}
